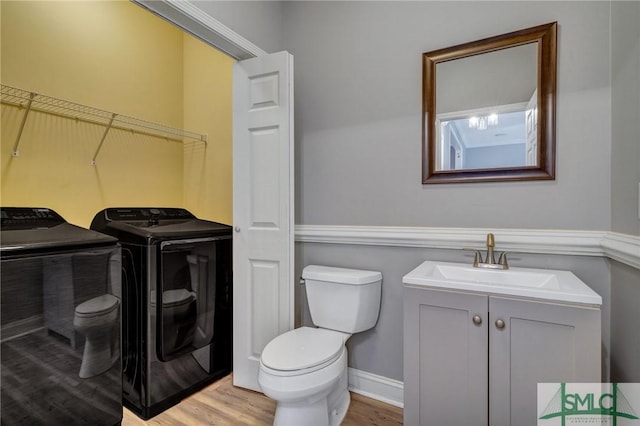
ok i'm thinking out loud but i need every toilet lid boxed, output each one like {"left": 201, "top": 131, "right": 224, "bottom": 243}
{"left": 75, "top": 294, "right": 119, "bottom": 316}
{"left": 261, "top": 327, "right": 344, "bottom": 372}
{"left": 150, "top": 289, "right": 194, "bottom": 308}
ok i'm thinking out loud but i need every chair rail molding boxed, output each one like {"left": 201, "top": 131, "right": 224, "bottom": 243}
{"left": 295, "top": 225, "right": 640, "bottom": 270}
{"left": 601, "top": 232, "right": 640, "bottom": 269}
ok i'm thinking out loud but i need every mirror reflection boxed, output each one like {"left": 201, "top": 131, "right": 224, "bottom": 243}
{"left": 435, "top": 43, "right": 538, "bottom": 171}
{"left": 422, "top": 22, "right": 557, "bottom": 184}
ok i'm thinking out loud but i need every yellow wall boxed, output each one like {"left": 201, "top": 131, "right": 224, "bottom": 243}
{"left": 183, "top": 34, "right": 234, "bottom": 225}
{"left": 1, "top": 1, "right": 233, "bottom": 227}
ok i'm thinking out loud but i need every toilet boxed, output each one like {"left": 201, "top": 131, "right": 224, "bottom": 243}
{"left": 149, "top": 254, "right": 206, "bottom": 356}
{"left": 258, "top": 265, "right": 382, "bottom": 426}
{"left": 150, "top": 288, "right": 197, "bottom": 354}
{"left": 187, "top": 254, "right": 214, "bottom": 347}
{"left": 73, "top": 294, "right": 120, "bottom": 378}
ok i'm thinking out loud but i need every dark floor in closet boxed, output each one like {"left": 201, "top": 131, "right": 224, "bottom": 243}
{"left": 1, "top": 329, "right": 121, "bottom": 425}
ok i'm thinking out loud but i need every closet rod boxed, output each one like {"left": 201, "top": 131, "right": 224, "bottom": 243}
{"left": 1, "top": 85, "right": 208, "bottom": 162}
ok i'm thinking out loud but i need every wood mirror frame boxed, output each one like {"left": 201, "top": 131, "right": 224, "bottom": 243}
{"left": 422, "top": 22, "right": 557, "bottom": 184}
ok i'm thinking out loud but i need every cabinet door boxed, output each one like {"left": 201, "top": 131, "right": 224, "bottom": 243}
{"left": 489, "top": 296, "right": 601, "bottom": 426}
{"left": 404, "top": 287, "right": 489, "bottom": 426}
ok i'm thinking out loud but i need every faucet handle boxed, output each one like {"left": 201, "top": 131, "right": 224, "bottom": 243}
{"left": 498, "top": 252, "right": 509, "bottom": 269}
{"left": 462, "top": 247, "right": 484, "bottom": 267}
{"left": 473, "top": 250, "right": 483, "bottom": 267}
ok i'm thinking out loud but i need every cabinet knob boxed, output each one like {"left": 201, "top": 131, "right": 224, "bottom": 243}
{"left": 472, "top": 314, "right": 482, "bottom": 325}
{"left": 495, "top": 319, "right": 505, "bottom": 329}
{"left": 234, "top": 226, "right": 241, "bottom": 233}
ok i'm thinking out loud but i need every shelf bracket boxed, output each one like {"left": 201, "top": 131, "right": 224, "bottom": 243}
{"left": 12, "top": 92, "right": 35, "bottom": 157}
{"left": 91, "top": 113, "right": 117, "bottom": 165}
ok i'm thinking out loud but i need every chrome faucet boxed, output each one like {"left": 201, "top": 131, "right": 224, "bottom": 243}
{"left": 473, "top": 233, "right": 509, "bottom": 270}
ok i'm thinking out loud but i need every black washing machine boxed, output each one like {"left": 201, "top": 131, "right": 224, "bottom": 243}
{"left": 0, "top": 207, "right": 122, "bottom": 425}
{"left": 90, "top": 207, "right": 232, "bottom": 419}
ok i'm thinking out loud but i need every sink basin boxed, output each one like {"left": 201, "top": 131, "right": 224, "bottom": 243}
{"left": 403, "top": 261, "right": 602, "bottom": 305}
{"left": 433, "top": 264, "right": 558, "bottom": 288}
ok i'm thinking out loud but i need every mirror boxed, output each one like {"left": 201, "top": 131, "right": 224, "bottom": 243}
{"left": 422, "top": 22, "right": 557, "bottom": 184}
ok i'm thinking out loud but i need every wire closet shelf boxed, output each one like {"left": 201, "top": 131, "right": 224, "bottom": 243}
{"left": 1, "top": 84, "right": 208, "bottom": 164}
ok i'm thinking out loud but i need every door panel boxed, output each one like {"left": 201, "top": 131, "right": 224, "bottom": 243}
{"left": 525, "top": 89, "right": 538, "bottom": 166}
{"left": 233, "top": 51, "right": 294, "bottom": 391}
{"left": 250, "top": 127, "right": 281, "bottom": 228}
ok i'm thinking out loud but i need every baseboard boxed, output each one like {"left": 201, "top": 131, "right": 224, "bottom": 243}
{"left": 348, "top": 367, "right": 404, "bottom": 408}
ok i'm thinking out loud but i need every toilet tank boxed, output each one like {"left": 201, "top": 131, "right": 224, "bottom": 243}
{"left": 302, "top": 265, "right": 382, "bottom": 333}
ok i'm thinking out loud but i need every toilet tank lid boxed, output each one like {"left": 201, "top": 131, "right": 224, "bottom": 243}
{"left": 302, "top": 265, "right": 382, "bottom": 285}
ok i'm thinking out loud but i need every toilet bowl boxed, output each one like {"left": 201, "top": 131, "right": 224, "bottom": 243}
{"left": 73, "top": 294, "right": 120, "bottom": 379}
{"left": 259, "top": 327, "right": 351, "bottom": 426}
{"left": 150, "top": 288, "right": 196, "bottom": 354}
{"left": 187, "top": 254, "right": 214, "bottom": 347}
{"left": 258, "top": 265, "right": 382, "bottom": 426}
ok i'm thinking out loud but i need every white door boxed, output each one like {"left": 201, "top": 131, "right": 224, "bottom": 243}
{"left": 525, "top": 89, "right": 538, "bottom": 166}
{"left": 232, "top": 51, "right": 294, "bottom": 391}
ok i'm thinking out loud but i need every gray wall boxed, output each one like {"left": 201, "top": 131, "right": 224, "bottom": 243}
{"left": 436, "top": 42, "right": 537, "bottom": 114}
{"left": 611, "top": 1, "right": 640, "bottom": 236}
{"left": 609, "top": 1, "right": 640, "bottom": 383}
{"left": 286, "top": 1, "right": 611, "bottom": 230}
{"left": 191, "top": 1, "right": 285, "bottom": 54}
{"left": 283, "top": 1, "right": 617, "bottom": 383}
{"left": 610, "top": 261, "right": 640, "bottom": 382}
{"left": 186, "top": 0, "right": 636, "bottom": 386}
{"left": 296, "top": 243, "right": 611, "bottom": 382}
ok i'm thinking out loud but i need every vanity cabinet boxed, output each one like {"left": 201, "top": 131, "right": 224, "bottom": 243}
{"left": 404, "top": 286, "right": 601, "bottom": 426}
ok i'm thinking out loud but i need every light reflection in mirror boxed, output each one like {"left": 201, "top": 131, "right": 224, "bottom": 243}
{"left": 436, "top": 100, "right": 537, "bottom": 171}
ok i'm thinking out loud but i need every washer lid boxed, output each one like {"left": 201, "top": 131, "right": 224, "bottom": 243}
{"left": 1, "top": 207, "right": 117, "bottom": 257}
{"left": 261, "top": 327, "right": 345, "bottom": 372}
{"left": 75, "top": 294, "right": 119, "bottom": 316}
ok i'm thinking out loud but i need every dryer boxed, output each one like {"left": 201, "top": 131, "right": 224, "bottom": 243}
{"left": 0, "top": 207, "right": 122, "bottom": 425}
{"left": 90, "top": 207, "right": 232, "bottom": 419}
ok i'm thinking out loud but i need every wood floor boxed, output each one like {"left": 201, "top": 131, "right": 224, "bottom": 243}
{"left": 122, "top": 374, "right": 403, "bottom": 426}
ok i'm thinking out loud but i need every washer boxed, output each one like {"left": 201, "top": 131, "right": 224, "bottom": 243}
{"left": 0, "top": 207, "right": 122, "bottom": 425}
{"left": 90, "top": 207, "right": 232, "bottom": 419}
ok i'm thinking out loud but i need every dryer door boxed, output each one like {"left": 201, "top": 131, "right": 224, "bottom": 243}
{"left": 156, "top": 236, "right": 229, "bottom": 361}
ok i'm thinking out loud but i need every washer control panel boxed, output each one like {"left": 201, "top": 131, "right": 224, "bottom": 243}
{"left": 103, "top": 208, "right": 195, "bottom": 222}
{"left": 0, "top": 207, "right": 66, "bottom": 229}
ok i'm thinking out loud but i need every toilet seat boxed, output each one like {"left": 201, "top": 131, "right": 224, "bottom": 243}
{"left": 261, "top": 327, "right": 345, "bottom": 377}
{"left": 150, "top": 289, "right": 194, "bottom": 308}
{"left": 75, "top": 294, "right": 119, "bottom": 318}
